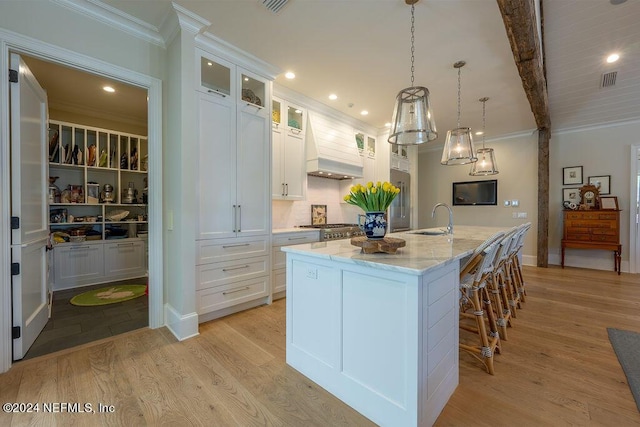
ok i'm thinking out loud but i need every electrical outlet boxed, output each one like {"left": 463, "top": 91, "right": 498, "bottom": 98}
{"left": 512, "top": 199, "right": 519, "bottom": 207}
{"left": 504, "top": 200, "right": 511, "bottom": 207}
{"left": 517, "top": 212, "right": 528, "bottom": 218}
{"left": 306, "top": 268, "right": 318, "bottom": 279}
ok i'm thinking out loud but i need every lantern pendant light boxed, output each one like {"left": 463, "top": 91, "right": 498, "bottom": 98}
{"left": 388, "top": 0, "right": 437, "bottom": 146}
{"left": 441, "top": 61, "right": 476, "bottom": 165}
{"left": 470, "top": 97, "right": 499, "bottom": 176}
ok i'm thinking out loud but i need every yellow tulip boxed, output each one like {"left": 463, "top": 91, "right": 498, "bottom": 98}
{"left": 371, "top": 187, "right": 377, "bottom": 193}
{"left": 367, "top": 181, "right": 373, "bottom": 189}
{"left": 382, "top": 182, "right": 390, "bottom": 191}
{"left": 343, "top": 195, "right": 351, "bottom": 202}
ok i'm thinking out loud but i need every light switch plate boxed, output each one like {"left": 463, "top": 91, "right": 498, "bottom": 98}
{"left": 512, "top": 199, "right": 520, "bottom": 207}
{"left": 504, "top": 200, "right": 511, "bottom": 207}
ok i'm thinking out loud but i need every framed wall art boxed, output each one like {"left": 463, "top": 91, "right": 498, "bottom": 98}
{"left": 563, "top": 166, "right": 583, "bottom": 185}
{"left": 562, "top": 187, "right": 581, "bottom": 204}
{"left": 599, "top": 196, "right": 619, "bottom": 210}
{"left": 588, "top": 175, "right": 610, "bottom": 195}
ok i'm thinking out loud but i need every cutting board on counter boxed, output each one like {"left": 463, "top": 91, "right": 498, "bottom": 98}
{"left": 351, "top": 236, "right": 406, "bottom": 254}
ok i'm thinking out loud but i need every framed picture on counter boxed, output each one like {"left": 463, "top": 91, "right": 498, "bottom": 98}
{"left": 599, "top": 196, "right": 618, "bottom": 210}
{"left": 588, "top": 175, "right": 611, "bottom": 195}
{"left": 563, "top": 166, "right": 583, "bottom": 185}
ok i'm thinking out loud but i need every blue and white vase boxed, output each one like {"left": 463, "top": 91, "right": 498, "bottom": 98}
{"left": 357, "top": 211, "right": 387, "bottom": 240}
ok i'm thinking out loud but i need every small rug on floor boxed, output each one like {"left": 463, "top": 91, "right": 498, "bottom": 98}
{"left": 608, "top": 327, "right": 640, "bottom": 412}
{"left": 70, "top": 284, "right": 147, "bottom": 306}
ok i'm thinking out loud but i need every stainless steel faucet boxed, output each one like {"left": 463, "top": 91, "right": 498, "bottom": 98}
{"left": 432, "top": 203, "right": 453, "bottom": 235}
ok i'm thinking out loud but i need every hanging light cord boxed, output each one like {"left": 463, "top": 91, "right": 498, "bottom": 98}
{"left": 410, "top": 4, "right": 415, "bottom": 86}
{"left": 481, "top": 98, "right": 486, "bottom": 149}
{"left": 456, "top": 66, "right": 461, "bottom": 128}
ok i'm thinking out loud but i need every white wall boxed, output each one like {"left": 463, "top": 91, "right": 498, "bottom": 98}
{"left": 549, "top": 120, "right": 640, "bottom": 271}
{"left": 418, "top": 132, "right": 539, "bottom": 263}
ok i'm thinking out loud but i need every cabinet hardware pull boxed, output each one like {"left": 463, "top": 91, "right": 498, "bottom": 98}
{"left": 222, "top": 286, "right": 250, "bottom": 295}
{"left": 232, "top": 205, "right": 236, "bottom": 233}
{"left": 238, "top": 205, "right": 241, "bottom": 232}
{"left": 207, "top": 89, "right": 226, "bottom": 98}
{"left": 285, "top": 183, "right": 288, "bottom": 196}
{"left": 222, "top": 243, "right": 250, "bottom": 249}
{"left": 117, "top": 243, "right": 135, "bottom": 247}
{"left": 246, "top": 102, "right": 264, "bottom": 110}
{"left": 282, "top": 183, "right": 285, "bottom": 196}
{"left": 222, "top": 265, "right": 250, "bottom": 272}
{"left": 291, "top": 128, "right": 301, "bottom": 135}
{"left": 70, "top": 246, "right": 91, "bottom": 250}
{"left": 288, "top": 237, "right": 307, "bottom": 240}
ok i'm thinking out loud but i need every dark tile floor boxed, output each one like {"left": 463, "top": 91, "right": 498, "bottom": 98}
{"left": 22, "top": 278, "right": 149, "bottom": 360}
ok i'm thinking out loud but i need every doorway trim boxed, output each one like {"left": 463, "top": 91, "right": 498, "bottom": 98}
{"left": 630, "top": 144, "right": 640, "bottom": 274}
{"left": 0, "top": 29, "right": 163, "bottom": 374}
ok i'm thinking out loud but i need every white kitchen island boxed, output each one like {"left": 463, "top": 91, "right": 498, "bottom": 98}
{"left": 282, "top": 226, "right": 506, "bottom": 427}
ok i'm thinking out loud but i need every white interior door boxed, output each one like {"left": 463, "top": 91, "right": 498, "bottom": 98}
{"left": 10, "top": 53, "right": 50, "bottom": 360}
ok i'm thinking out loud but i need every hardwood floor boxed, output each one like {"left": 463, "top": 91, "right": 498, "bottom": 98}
{"left": 1, "top": 265, "right": 639, "bottom": 426}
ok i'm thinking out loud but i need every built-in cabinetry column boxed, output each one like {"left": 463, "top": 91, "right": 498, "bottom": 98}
{"left": 272, "top": 96, "right": 306, "bottom": 200}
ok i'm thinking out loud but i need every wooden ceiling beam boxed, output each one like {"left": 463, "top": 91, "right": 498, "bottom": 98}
{"left": 496, "top": 0, "right": 550, "bottom": 130}
{"left": 496, "top": 0, "right": 550, "bottom": 268}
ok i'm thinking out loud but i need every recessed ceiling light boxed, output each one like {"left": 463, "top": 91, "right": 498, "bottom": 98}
{"left": 475, "top": 131, "right": 484, "bottom": 136}
{"left": 244, "top": 77, "right": 249, "bottom": 81}
{"left": 103, "top": 86, "right": 115, "bottom": 93}
{"left": 360, "top": 110, "right": 369, "bottom": 116}
{"left": 285, "top": 71, "right": 295, "bottom": 79}
{"left": 329, "top": 94, "right": 338, "bottom": 100}
{"left": 607, "top": 53, "right": 620, "bottom": 63}
{"left": 327, "top": 173, "right": 332, "bottom": 176}
{"left": 295, "top": 109, "right": 302, "bottom": 114}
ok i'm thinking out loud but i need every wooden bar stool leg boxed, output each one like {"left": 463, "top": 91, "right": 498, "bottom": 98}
{"left": 488, "top": 271, "right": 509, "bottom": 340}
{"left": 459, "top": 284, "right": 497, "bottom": 375}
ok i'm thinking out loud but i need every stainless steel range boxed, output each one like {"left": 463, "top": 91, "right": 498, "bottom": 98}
{"left": 299, "top": 224, "right": 364, "bottom": 241}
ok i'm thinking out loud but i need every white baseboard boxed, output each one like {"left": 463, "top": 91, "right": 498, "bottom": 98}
{"left": 197, "top": 297, "right": 269, "bottom": 324}
{"left": 164, "top": 303, "right": 199, "bottom": 341}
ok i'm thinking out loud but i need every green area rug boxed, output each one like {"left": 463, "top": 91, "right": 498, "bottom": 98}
{"left": 70, "top": 284, "right": 147, "bottom": 306}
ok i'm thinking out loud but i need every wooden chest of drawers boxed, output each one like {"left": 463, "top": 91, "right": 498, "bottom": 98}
{"left": 561, "top": 210, "right": 621, "bottom": 274}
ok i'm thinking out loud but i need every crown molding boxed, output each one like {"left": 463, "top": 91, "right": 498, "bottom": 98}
{"left": 51, "top": 0, "right": 165, "bottom": 48}
{"left": 551, "top": 117, "right": 640, "bottom": 136}
{"left": 172, "top": 2, "right": 210, "bottom": 35}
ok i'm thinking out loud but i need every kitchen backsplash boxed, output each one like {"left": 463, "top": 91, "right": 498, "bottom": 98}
{"left": 272, "top": 176, "right": 361, "bottom": 228}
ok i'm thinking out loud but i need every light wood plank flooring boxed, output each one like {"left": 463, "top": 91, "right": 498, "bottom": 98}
{"left": 1, "top": 265, "right": 639, "bottom": 426}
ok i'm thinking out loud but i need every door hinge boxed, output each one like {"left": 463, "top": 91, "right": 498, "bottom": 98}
{"left": 12, "top": 326, "right": 21, "bottom": 339}
{"left": 9, "top": 69, "right": 18, "bottom": 83}
{"left": 11, "top": 216, "right": 19, "bottom": 229}
{"left": 11, "top": 263, "right": 19, "bottom": 276}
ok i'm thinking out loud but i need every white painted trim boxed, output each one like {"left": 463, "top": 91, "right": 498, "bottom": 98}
{"left": 0, "top": 40, "right": 12, "bottom": 374}
{"left": 0, "top": 27, "right": 164, "bottom": 373}
{"left": 172, "top": 2, "right": 210, "bottom": 35}
{"left": 164, "top": 303, "right": 199, "bottom": 341}
{"left": 551, "top": 117, "right": 640, "bottom": 136}
{"left": 51, "top": 0, "right": 166, "bottom": 47}
{"left": 629, "top": 145, "right": 639, "bottom": 273}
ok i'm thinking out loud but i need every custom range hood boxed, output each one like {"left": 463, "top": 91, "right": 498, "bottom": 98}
{"left": 306, "top": 111, "right": 363, "bottom": 180}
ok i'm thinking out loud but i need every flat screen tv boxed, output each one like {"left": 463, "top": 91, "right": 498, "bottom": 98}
{"left": 452, "top": 180, "right": 497, "bottom": 206}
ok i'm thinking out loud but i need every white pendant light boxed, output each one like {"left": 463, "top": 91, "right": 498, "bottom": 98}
{"left": 388, "top": 0, "right": 437, "bottom": 146}
{"left": 441, "top": 61, "right": 476, "bottom": 165}
{"left": 470, "top": 97, "right": 499, "bottom": 176}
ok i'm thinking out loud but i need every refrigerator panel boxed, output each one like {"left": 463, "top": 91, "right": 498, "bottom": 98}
{"left": 389, "top": 169, "right": 411, "bottom": 232}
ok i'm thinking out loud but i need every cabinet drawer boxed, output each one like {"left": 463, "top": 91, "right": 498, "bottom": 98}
{"left": 565, "top": 233, "right": 592, "bottom": 241}
{"left": 53, "top": 244, "right": 104, "bottom": 287}
{"left": 104, "top": 241, "right": 146, "bottom": 278}
{"left": 272, "top": 268, "right": 286, "bottom": 295}
{"left": 590, "top": 234, "right": 618, "bottom": 243}
{"left": 197, "top": 237, "right": 269, "bottom": 265}
{"left": 196, "top": 256, "right": 268, "bottom": 290}
{"left": 196, "top": 277, "right": 268, "bottom": 314}
{"left": 272, "top": 232, "right": 319, "bottom": 246}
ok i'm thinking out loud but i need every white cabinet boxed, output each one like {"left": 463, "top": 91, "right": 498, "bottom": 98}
{"left": 340, "top": 131, "right": 377, "bottom": 200}
{"left": 52, "top": 240, "right": 146, "bottom": 290}
{"left": 391, "top": 144, "right": 410, "bottom": 172}
{"left": 195, "top": 47, "right": 272, "bottom": 320}
{"left": 272, "top": 97, "right": 306, "bottom": 200}
{"left": 271, "top": 231, "right": 319, "bottom": 299}
{"left": 196, "top": 49, "right": 271, "bottom": 239}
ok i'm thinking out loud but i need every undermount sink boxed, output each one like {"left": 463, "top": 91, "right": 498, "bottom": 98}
{"left": 411, "top": 229, "right": 448, "bottom": 236}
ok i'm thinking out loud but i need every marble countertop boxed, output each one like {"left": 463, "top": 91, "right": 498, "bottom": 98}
{"left": 281, "top": 225, "right": 507, "bottom": 276}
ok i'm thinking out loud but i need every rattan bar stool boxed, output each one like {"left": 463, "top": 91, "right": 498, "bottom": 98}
{"left": 508, "top": 222, "right": 531, "bottom": 305}
{"left": 487, "top": 227, "right": 519, "bottom": 339}
{"left": 459, "top": 232, "right": 505, "bottom": 375}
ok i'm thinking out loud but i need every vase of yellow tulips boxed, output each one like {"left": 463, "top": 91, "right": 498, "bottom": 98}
{"left": 344, "top": 181, "right": 400, "bottom": 239}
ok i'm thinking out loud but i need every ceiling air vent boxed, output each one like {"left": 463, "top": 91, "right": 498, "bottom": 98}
{"left": 261, "top": 0, "right": 289, "bottom": 13}
{"left": 601, "top": 71, "right": 617, "bottom": 88}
